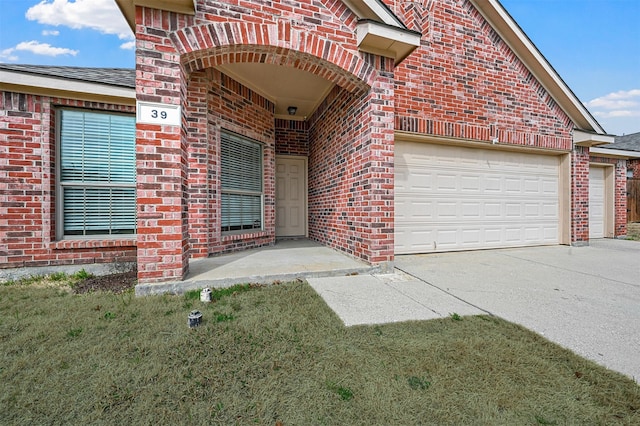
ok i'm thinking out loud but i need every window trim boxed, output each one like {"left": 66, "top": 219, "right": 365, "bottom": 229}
{"left": 55, "top": 107, "right": 137, "bottom": 240}
{"left": 220, "top": 130, "right": 265, "bottom": 235}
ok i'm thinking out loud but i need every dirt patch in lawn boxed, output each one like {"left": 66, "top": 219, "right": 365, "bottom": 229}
{"left": 73, "top": 270, "right": 137, "bottom": 294}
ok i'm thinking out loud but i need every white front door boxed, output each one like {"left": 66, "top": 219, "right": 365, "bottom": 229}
{"left": 276, "top": 156, "right": 307, "bottom": 237}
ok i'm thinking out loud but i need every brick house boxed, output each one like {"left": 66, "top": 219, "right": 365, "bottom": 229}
{"left": 593, "top": 132, "right": 640, "bottom": 224}
{"left": 0, "top": 0, "right": 632, "bottom": 284}
{"left": 595, "top": 132, "right": 640, "bottom": 179}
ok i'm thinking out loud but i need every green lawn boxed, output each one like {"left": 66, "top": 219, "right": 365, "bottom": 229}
{"left": 1, "top": 280, "right": 638, "bottom": 425}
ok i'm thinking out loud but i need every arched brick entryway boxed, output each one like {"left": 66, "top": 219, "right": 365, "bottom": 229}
{"left": 136, "top": 20, "right": 395, "bottom": 284}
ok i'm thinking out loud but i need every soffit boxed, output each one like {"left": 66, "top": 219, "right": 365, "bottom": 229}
{"left": 573, "top": 129, "right": 614, "bottom": 147}
{"left": 216, "top": 63, "right": 335, "bottom": 121}
{"left": 470, "top": 0, "right": 606, "bottom": 134}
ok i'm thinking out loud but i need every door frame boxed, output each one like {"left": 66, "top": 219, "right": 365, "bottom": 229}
{"left": 589, "top": 163, "right": 615, "bottom": 239}
{"left": 275, "top": 155, "right": 308, "bottom": 238}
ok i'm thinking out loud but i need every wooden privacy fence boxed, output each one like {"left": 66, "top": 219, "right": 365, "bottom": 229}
{"left": 629, "top": 178, "right": 640, "bottom": 223}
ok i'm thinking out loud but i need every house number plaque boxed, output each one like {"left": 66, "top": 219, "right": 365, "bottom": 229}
{"left": 136, "top": 101, "right": 181, "bottom": 126}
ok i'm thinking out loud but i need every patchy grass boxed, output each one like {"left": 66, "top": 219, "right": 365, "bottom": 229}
{"left": 627, "top": 222, "right": 640, "bottom": 241}
{"left": 1, "top": 280, "right": 638, "bottom": 424}
{"left": 1, "top": 269, "right": 94, "bottom": 290}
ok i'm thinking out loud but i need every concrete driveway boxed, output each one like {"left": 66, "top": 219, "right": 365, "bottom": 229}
{"left": 309, "top": 239, "right": 639, "bottom": 381}
{"left": 393, "top": 239, "right": 640, "bottom": 382}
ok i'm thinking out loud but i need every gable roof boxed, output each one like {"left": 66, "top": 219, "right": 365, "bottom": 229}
{"left": 0, "top": 64, "right": 135, "bottom": 105}
{"left": 470, "top": 0, "right": 606, "bottom": 136}
{"left": 116, "top": 0, "right": 607, "bottom": 136}
{"left": 116, "top": 0, "right": 421, "bottom": 64}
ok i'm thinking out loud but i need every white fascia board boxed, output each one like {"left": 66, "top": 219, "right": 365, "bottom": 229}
{"left": 361, "top": 0, "right": 403, "bottom": 27}
{"left": 470, "top": 0, "right": 606, "bottom": 134}
{"left": 573, "top": 129, "right": 615, "bottom": 147}
{"left": 356, "top": 21, "right": 421, "bottom": 47}
{"left": 356, "top": 21, "right": 421, "bottom": 63}
{"left": 590, "top": 147, "right": 640, "bottom": 159}
{"left": 0, "top": 69, "right": 135, "bottom": 103}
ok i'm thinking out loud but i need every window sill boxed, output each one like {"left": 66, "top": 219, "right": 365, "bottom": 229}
{"left": 52, "top": 237, "right": 137, "bottom": 250}
{"left": 221, "top": 230, "right": 268, "bottom": 242}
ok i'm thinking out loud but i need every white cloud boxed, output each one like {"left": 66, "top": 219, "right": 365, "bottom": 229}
{"left": 14, "top": 40, "right": 78, "bottom": 57}
{"left": 586, "top": 89, "right": 640, "bottom": 119}
{"left": 42, "top": 29, "right": 60, "bottom": 36}
{"left": 0, "top": 48, "right": 19, "bottom": 62}
{"left": 26, "top": 0, "right": 133, "bottom": 40}
{"left": 120, "top": 41, "right": 135, "bottom": 50}
{"left": 586, "top": 89, "right": 640, "bottom": 135}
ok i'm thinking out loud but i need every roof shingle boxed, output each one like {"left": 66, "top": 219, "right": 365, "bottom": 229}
{"left": 0, "top": 64, "right": 135, "bottom": 89}
{"left": 602, "top": 132, "right": 640, "bottom": 152}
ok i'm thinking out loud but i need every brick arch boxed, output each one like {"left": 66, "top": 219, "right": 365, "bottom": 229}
{"left": 170, "top": 22, "right": 375, "bottom": 93}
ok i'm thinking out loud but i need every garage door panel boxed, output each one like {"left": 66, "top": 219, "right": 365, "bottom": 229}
{"left": 461, "top": 175, "right": 481, "bottom": 191}
{"left": 395, "top": 142, "right": 560, "bottom": 254}
{"left": 484, "top": 176, "right": 502, "bottom": 192}
{"left": 461, "top": 202, "right": 481, "bottom": 218}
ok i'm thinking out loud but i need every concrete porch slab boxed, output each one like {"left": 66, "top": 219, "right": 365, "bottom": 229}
{"left": 135, "top": 239, "right": 377, "bottom": 295}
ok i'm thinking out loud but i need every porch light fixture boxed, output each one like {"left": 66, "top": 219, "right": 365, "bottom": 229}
{"left": 287, "top": 106, "right": 297, "bottom": 115}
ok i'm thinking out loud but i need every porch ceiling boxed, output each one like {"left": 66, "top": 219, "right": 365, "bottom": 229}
{"left": 216, "top": 63, "right": 335, "bottom": 121}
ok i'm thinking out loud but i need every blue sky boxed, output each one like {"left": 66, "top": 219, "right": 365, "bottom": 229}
{"left": 1, "top": 0, "right": 638, "bottom": 135}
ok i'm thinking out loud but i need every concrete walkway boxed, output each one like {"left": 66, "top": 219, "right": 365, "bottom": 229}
{"left": 308, "top": 239, "right": 640, "bottom": 382}
{"left": 135, "top": 239, "right": 376, "bottom": 295}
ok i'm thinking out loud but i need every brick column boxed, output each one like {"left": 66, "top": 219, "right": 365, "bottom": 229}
{"left": 135, "top": 9, "right": 189, "bottom": 283}
{"left": 185, "top": 70, "right": 211, "bottom": 258}
{"left": 361, "top": 71, "right": 395, "bottom": 270}
{"left": 571, "top": 146, "right": 590, "bottom": 244}
{"left": 614, "top": 160, "right": 628, "bottom": 237}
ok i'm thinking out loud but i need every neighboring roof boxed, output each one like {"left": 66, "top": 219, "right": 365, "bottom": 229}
{"left": 0, "top": 64, "right": 135, "bottom": 89}
{"left": 0, "top": 64, "right": 135, "bottom": 105}
{"left": 591, "top": 132, "right": 640, "bottom": 159}
{"left": 610, "top": 132, "right": 640, "bottom": 152}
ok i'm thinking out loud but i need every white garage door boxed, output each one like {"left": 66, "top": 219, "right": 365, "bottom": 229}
{"left": 589, "top": 166, "right": 605, "bottom": 238}
{"left": 395, "top": 142, "right": 560, "bottom": 254}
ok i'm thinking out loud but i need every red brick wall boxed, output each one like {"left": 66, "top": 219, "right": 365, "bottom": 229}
{"left": 0, "top": 91, "right": 136, "bottom": 271}
{"left": 135, "top": 7, "right": 189, "bottom": 283}
{"left": 393, "top": 0, "right": 573, "bottom": 150}
{"left": 571, "top": 146, "right": 590, "bottom": 243}
{"left": 134, "top": 1, "right": 393, "bottom": 282}
{"left": 186, "top": 68, "right": 276, "bottom": 258}
{"left": 132, "top": 0, "right": 609, "bottom": 282}
{"left": 629, "top": 160, "right": 640, "bottom": 178}
{"left": 275, "top": 119, "right": 308, "bottom": 156}
{"left": 308, "top": 56, "right": 395, "bottom": 267}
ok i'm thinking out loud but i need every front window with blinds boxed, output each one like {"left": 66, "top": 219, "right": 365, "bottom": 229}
{"left": 57, "top": 109, "right": 136, "bottom": 237}
{"left": 221, "top": 131, "right": 263, "bottom": 233}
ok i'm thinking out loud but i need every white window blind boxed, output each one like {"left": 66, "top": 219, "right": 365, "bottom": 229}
{"left": 58, "top": 109, "right": 136, "bottom": 236}
{"left": 221, "top": 131, "right": 263, "bottom": 232}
